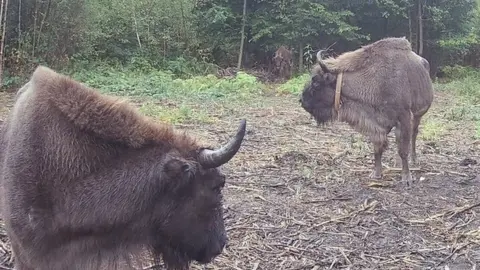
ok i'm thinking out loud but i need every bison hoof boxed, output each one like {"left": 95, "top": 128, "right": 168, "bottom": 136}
{"left": 369, "top": 170, "right": 382, "bottom": 179}
{"left": 401, "top": 172, "right": 413, "bottom": 186}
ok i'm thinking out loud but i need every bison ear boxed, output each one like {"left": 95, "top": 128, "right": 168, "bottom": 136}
{"left": 312, "top": 74, "right": 323, "bottom": 84}
{"left": 323, "top": 73, "right": 336, "bottom": 86}
{"left": 164, "top": 158, "right": 195, "bottom": 188}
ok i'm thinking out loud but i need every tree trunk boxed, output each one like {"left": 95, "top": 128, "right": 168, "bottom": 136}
{"left": 237, "top": 0, "right": 247, "bottom": 69}
{"left": 32, "top": 0, "right": 39, "bottom": 58}
{"left": 179, "top": 0, "right": 188, "bottom": 49}
{"left": 0, "top": 0, "right": 8, "bottom": 88}
{"left": 417, "top": 0, "right": 423, "bottom": 56}
{"left": 17, "top": 0, "right": 21, "bottom": 50}
{"left": 298, "top": 43, "right": 303, "bottom": 74}
{"left": 36, "top": 0, "right": 52, "bottom": 55}
{"left": 408, "top": 7, "right": 412, "bottom": 43}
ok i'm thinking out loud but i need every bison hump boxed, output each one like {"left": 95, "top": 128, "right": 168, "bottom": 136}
{"left": 321, "top": 37, "right": 412, "bottom": 73}
{"left": 30, "top": 66, "right": 195, "bottom": 149}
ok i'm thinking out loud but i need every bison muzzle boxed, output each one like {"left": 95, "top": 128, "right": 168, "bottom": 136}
{"left": 0, "top": 66, "right": 247, "bottom": 270}
{"left": 300, "top": 37, "right": 434, "bottom": 185}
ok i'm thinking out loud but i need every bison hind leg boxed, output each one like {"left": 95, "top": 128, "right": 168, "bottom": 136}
{"left": 396, "top": 115, "right": 413, "bottom": 185}
{"left": 369, "top": 137, "right": 388, "bottom": 179}
{"left": 411, "top": 116, "right": 422, "bottom": 165}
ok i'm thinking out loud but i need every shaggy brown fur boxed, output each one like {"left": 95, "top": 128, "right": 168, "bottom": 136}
{"left": 0, "top": 66, "right": 246, "bottom": 270}
{"left": 320, "top": 37, "right": 412, "bottom": 73}
{"left": 32, "top": 66, "right": 199, "bottom": 151}
{"left": 273, "top": 46, "right": 293, "bottom": 81}
{"left": 300, "top": 37, "right": 434, "bottom": 185}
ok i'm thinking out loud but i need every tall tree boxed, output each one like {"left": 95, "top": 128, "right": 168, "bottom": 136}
{"left": 237, "top": 0, "right": 246, "bottom": 69}
{"left": 0, "top": 0, "right": 9, "bottom": 86}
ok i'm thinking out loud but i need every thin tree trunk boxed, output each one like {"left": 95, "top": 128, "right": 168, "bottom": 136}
{"left": 35, "top": 0, "right": 51, "bottom": 55}
{"left": 179, "top": 0, "right": 188, "bottom": 48}
{"left": 0, "top": 0, "right": 4, "bottom": 53}
{"left": 133, "top": 15, "right": 142, "bottom": 49}
{"left": 17, "top": 0, "right": 21, "bottom": 50}
{"left": 298, "top": 43, "right": 303, "bottom": 74}
{"left": 408, "top": 7, "right": 412, "bottom": 43}
{"left": 0, "top": 0, "right": 9, "bottom": 87}
{"left": 417, "top": 0, "right": 423, "bottom": 56}
{"left": 129, "top": 0, "right": 141, "bottom": 49}
{"left": 237, "top": 0, "right": 247, "bottom": 69}
{"left": 32, "top": 0, "right": 39, "bottom": 58}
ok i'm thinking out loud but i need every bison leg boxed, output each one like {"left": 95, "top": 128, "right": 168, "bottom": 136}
{"left": 394, "top": 127, "right": 402, "bottom": 167}
{"left": 411, "top": 116, "right": 421, "bottom": 165}
{"left": 11, "top": 241, "right": 35, "bottom": 270}
{"left": 369, "top": 141, "right": 386, "bottom": 179}
{"left": 396, "top": 116, "right": 413, "bottom": 185}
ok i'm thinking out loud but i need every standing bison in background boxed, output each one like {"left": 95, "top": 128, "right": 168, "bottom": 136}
{"left": 273, "top": 46, "right": 293, "bottom": 81}
{"left": 300, "top": 37, "right": 434, "bottom": 185}
{"left": 0, "top": 66, "right": 247, "bottom": 270}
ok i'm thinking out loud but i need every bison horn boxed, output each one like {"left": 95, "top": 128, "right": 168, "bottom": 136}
{"left": 316, "top": 50, "right": 330, "bottom": 74}
{"left": 316, "top": 50, "right": 325, "bottom": 62}
{"left": 198, "top": 119, "right": 247, "bottom": 168}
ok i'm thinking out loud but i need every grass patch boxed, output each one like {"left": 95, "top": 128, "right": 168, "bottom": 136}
{"left": 475, "top": 121, "right": 480, "bottom": 140}
{"left": 418, "top": 117, "right": 448, "bottom": 141}
{"left": 69, "top": 65, "right": 265, "bottom": 103}
{"left": 277, "top": 73, "right": 310, "bottom": 95}
{"left": 67, "top": 65, "right": 267, "bottom": 124}
{"left": 138, "top": 102, "right": 215, "bottom": 124}
{"left": 434, "top": 75, "right": 480, "bottom": 132}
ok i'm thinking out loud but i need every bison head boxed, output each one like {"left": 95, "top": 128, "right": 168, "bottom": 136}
{"left": 299, "top": 51, "right": 337, "bottom": 125}
{"left": 153, "top": 120, "right": 246, "bottom": 269}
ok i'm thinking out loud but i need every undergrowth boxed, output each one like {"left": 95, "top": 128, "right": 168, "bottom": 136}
{"left": 435, "top": 67, "right": 480, "bottom": 137}
{"left": 277, "top": 74, "right": 310, "bottom": 95}
{"left": 67, "top": 65, "right": 265, "bottom": 124}
{"left": 69, "top": 65, "right": 264, "bottom": 103}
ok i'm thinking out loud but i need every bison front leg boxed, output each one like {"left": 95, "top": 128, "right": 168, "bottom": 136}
{"left": 396, "top": 116, "right": 413, "bottom": 185}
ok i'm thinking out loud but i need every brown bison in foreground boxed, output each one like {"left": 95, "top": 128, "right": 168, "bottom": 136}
{"left": 300, "top": 37, "right": 434, "bottom": 185}
{"left": 0, "top": 66, "right": 247, "bottom": 269}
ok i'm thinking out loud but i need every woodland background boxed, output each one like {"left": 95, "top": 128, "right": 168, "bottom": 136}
{"left": 0, "top": 0, "right": 479, "bottom": 88}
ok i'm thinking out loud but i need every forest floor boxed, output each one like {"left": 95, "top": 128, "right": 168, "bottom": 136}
{"left": 0, "top": 81, "right": 479, "bottom": 269}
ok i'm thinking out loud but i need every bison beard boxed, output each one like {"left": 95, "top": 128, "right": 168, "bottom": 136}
{"left": 300, "top": 37, "right": 434, "bottom": 185}
{"left": 0, "top": 66, "right": 246, "bottom": 270}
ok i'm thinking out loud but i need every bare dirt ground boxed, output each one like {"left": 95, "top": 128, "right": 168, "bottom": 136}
{"left": 0, "top": 88, "right": 479, "bottom": 269}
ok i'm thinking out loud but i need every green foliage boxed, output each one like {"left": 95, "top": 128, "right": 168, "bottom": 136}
{"left": 277, "top": 73, "right": 310, "bottom": 94}
{"left": 436, "top": 70, "right": 480, "bottom": 103}
{"left": 418, "top": 117, "right": 449, "bottom": 142}
{"left": 434, "top": 70, "right": 480, "bottom": 128}
{"left": 475, "top": 121, "right": 480, "bottom": 139}
{"left": 440, "top": 65, "right": 480, "bottom": 81}
{"left": 138, "top": 102, "right": 215, "bottom": 124}
{"left": 69, "top": 66, "right": 264, "bottom": 102}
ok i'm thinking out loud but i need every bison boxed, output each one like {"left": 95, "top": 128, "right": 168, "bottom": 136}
{"left": 0, "top": 66, "right": 247, "bottom": 270}
{"left": 299, "top": 37, "right": 434, "bottom": 185}
{"left": 272, "top": 46, "right": 293, "bottom": 81}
